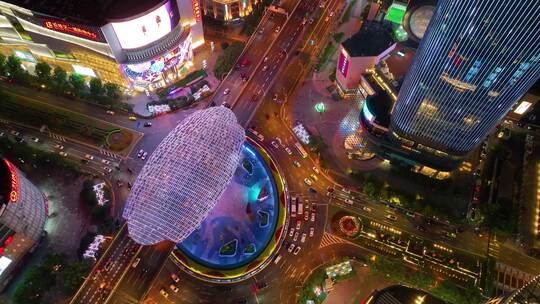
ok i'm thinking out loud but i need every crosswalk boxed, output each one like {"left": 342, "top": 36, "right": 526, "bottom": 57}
{"left": 319, "top": 231, "right": 355, "bottom": 248}
{"left": 49, "top": 132, "right": 66, "bottom": 142}
{"left": 100, "top": 149, "right": 122, "bottom": 159}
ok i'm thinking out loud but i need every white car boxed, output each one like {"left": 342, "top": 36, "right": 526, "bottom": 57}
{"left": 169, "top": 284, "right": 179, "bottom": 293}
{"left": 223, "top": 88, "right": 231, "bottom": 95}
{"left": 293, "top": 246, "right": 301, "bottom": 255}
{"left": 106, "top": 110, "right": 115, "bottom": 115}
{"left": 385, "top": 214, "right": 398, "bottom": 221}
{"left": 59, "top": 151, "right": 68, "bottom": 157}
{"left": 54, "top": 144, "right": 64, "bottom": 150}
{"left": 293, "top": 232, "right": 299, "bottom": 242}
{"left": 271, "top": 141, "right": 279, "bottom": 149}
{"left": 171, "top": 273, "right": 180, "bottom": 283}
{"left": 85, "top": 154, "right": 94, "bottom": 160}
{"left": 344, "top": 199, "right": 354, "bottom": 205}
{"left": 285, "top": 147, "right": 292, "bottom": 155}
{"left": 309, "top": 227, "right": 315, "bottom": 237}
{"left": 310, "top": 213, "right": 316, "bottom": 222}
{"left": 300, "top": 233, "right": 307, "bottom": 243}
{"left": 101, "top": 159, "right": 111, "bottom": 165}
{"left": 275, "top": 137, "right": 283, "bottom": 145}
{"left": 304, "top": 211, "right": 309, "bottom": 221}
{"left": 262, "top": 65, "right": 268, "bottom": 72}
{"left": 293, "top": 161, "right": 301, "bottom": 168}
{"left": 362, "top": 206, "right": 372, "bottom": 212}
{"left": 10, "top": 130, "right": 19, "bottom": 136}
{"left": 289, "top": 227, "right": 295, "bottom": 237}
{"left": 312, "top": 166, "right": 320, "bottom": 174}
{"left": 141, "top": 152, "right": 148, "bottom": 160}
{"left": 31, "top": 137, "right": 40, "bottom": 143}
{"left": 137, "top": 149, "right": 144, "bottom": 158}
{"left": 303, "top": 178, "right": 312, "bottom": 186}
{"left": 296, "top": 220, "right": 301, "bottom": 230}
{"left": 275, "top": 26, "right": 281, "bottom": 33}
{"left": 104, "top": 167, "right": 112, "bottom": 173}
{"left": 287, "top": 243, "right": 295, "bottom": 253}
{"left": 132, "top": 257, "right": 141, "bottom": 268}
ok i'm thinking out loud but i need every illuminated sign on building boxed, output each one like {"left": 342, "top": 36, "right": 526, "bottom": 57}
{"left": 192, "top": 0, "right": 201, "bottom": 22}
{"left": 43, "top": 20, "right": 99, "bottom": 41}
{"left": 338, "top": 50, "right": 349, "bottom": 77}
{"left": 4, "top": 160, "right": 19, "bottom": 203}
{"left": 514, "top": 100, "right": 532, "bottom": 115}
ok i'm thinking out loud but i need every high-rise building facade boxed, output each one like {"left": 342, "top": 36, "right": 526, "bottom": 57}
{"left": 0, "top": 158, "right": 47, "bottom": 289}
{"left": 202, "top": 0, "right": 259, "bottom": 22}
{"left": 384, "top": 0, "right": 540, "bottom": 170}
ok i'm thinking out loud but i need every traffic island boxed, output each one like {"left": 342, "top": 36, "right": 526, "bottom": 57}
{"left": 172, "top": 137, "right": 288, "bottom": 283}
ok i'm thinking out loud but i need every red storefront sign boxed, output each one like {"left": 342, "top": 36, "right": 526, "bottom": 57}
{"left": 43, "top": 20, "right": 99, "bottom": 41}
{"left": 192, "top": 0, "right": 201, "bottom": 22}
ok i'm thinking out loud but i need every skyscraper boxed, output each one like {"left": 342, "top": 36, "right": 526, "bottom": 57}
{"left": 387, "top": 0, "right": 540, "bottom": 170}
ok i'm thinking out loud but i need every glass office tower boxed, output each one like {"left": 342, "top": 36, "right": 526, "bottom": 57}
{"left": 389, "top": 0, "right": 540, "bottom": 168}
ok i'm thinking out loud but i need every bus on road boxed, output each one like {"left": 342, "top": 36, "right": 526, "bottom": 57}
{"left": 294, "top": 142, "right": 308, "bottom": 158}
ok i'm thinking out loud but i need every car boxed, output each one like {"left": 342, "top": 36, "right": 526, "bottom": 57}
{"left": 54, "top": 144, "right": 64, "bottom": 150}
{"left": 256, "top": 282, "right": 268, "bottom": 290}
{"left": 264, "top": 56, "right": 269, "bottom": 63}
{"left": 128, "top": 115, "right": 137, "bottom": 121}
{"left": 137, "top": 149, "right": 144, "bottom": 158}
{"left": 303, "top": 178, "right": 312, "bottom": 186}
{"left": 160, "top": 289, "right": 169, "bottom": 298}
{"left": 293, "top": 246, "right": 301, "bottom": 255}
{"left": 132, "top": 258, "right": 141, "bottom": 268}
{"left": 344, "top": 199, "right": 354, "bottom": 205}
{"left": 293, "top": 160, "right": 301, "bottom": 168}
{"left": 416, "top": 225, "right": 426, "bottom": 232}
{"left": 101, "top": 159, "right": 111, "bottom": 165}
{"left": 385, "top": 214, "right": 398, "bottom": 221}
{"left": 81, "top": 159, "right": 89, "bottom": 164}
{"left": 143, "top": 122, "right": 152, "bottom": 127}
{"left": 310, "top": 174, "right": 318, "bottom": 181}
{"left": 223, "top": 88, "right": 231, "bottom": 95}
{"left": 262, "top": 65, "right": 268, "bottom": 72}
{"left": 171, "top": 273, "right": 180, "bottom": 283}
{"left": 293, "top": 231, "right": 299, "bottom": 241}
{"left": 325, "top": 16, "right": 329, "bottom": 22}
{"left": 327, "top": 186, "right": 335, "bottom": 193}
{"left": 222, "top": 102, "right": 231, "bottom": 108}
{"left": 104, "top": 167, "right": 112, "bottom": 173}
{"left": 329, "top": 11, "right": 334, "bottom": 17}
{"left": 275, "top": 26, "right": 281, "bottom": 33}
{"left": 258, "top": 28, "right": 264, "bottom": 35}
{"left": 59, "top": 151, "right": 68, "bottom": 157}
{"left": 289, "top": 227, "right": 295, "bottom": 237}
{"left": 84, "top": 154, "right": 94, "bottom": 160}
{"left": 312, "top": 166, "right": 320, "bottom": 174}
{"left": 274, "top": 255, "right": 283, "bottom": 264}
{"left": 106, "top": 110, "right": 115, "bottom": 115}
{"left": 304, "top": 211, "right": 309, "bottom": 221}
{"left": 10, "top": 130, "right": 20, "bottom": 136}
{"left": 296, "top": 220, "right": 301, "bottom": 230}
{"left": 300, "top": 233, "right": 307, "bottom": 243}
{"left": 141, "top": 152, "right": 148, "bottom": 160}
{"left": 15, "top": 136, "right": 24, "bottom": 142}
{"left": 271, "top": 141, "right": 279, "bottom": 149}
{"left": 310, "top": 213, "right": 316, "bottom": 222}
{"left": 341, "top": 188, "right": 351, "bottom": 194}
{"left": 287, "top": 243, "right": 295, "bottom": 253}
{"left": 0, "top": 132, "right": 4, "bottom": 137}
{"left": 169, "top": 284, "right": 179, "bottom": 293}
{"left": 309, "top": 227, "right": 315, "bottom": 237}
{"left": 285, "top": 147, "right": 293, "bottom": 155}
{"left": 275, "top": 137, "right": 283, "bottom": 145}
{"left": 362, "top": 206, "right": 372, "bottom": 212}
{"left": 309, "top": 187, "right": 317, "bottom": 194}
{"left": 31, "top": 137, "right": 40, "bottom": 143}
{"left": 326, "top": 191, "right": 335, "bottom": 197}
{"left": 444, "top": 231, "right": 457, "bottom": 239}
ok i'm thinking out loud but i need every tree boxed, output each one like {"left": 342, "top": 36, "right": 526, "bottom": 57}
{"left": 5, "top": 55, "right": 23, "bottom": 80}
{"left": 220, "top": 41, "right": 229, "bottom": 50}
{"left": 363, "top": 182, "right": 378, "bottom": 200}
{"left": 213, "top": 41, "right": 244, "bottom": 79}
{"left": 35, "top": 62, "right": 52, "bottom": 85}
{"left": 0, "top": 53, "right": 6, "bottom": 77}
{"left": 89, "top": 77, "right": 103, "bottom": 101}
{"left": 53, "top": 66, "right": 68, "bottom": 92}
{"left": 69, "top": 73, "right": 86, "bottom": 97}
{"left": 62, "top": 260, "right": 92, "bottom": 294}
{"left": 104, "top": 82, "right": 121, "bottom": 101}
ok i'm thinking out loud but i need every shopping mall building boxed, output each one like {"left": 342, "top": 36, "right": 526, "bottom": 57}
{"left": 0, "top": 0, "right": 204, "bottom": 90}
{"left": 0, "top": 158, "right": 47, "bottom": 290}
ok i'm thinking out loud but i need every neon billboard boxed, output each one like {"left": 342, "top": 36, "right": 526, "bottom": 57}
{"left": 338, "top": 50, "right": 349, "bottom": 77}
{"left": 4, "top": 160, "right": 19, "bottom": 203}
{"left": 192, "top": 0, "right": 202, "bottom": 22}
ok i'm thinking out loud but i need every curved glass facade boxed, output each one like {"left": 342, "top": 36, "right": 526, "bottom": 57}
{"left": 391, "top": 0, "right": 540, "bottom": 155}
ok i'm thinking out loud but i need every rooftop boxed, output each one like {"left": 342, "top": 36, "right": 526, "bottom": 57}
{"left": 6, "top": 0, "right": 167, "bottom": 25}
{"left": 342, "top": 21, "right": 395, "bottom": 57}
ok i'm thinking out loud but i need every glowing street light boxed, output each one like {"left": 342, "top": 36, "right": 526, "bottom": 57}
{"left": 315, "top": 102, "right": 326, "bottom": 113}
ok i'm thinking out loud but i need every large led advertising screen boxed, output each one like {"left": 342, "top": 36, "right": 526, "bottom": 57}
{"left": 112, "top": 1, "right": 179, "bottom": 49}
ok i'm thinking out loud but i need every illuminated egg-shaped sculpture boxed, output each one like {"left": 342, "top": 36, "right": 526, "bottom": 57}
{"left": 123, "top": 107, "right": 245, "bottom": 245}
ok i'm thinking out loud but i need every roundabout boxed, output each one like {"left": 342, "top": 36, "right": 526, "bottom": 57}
{"left": 173, "top": 137, "right": 288, "bottom": 282}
